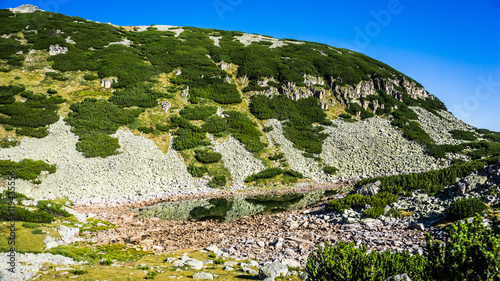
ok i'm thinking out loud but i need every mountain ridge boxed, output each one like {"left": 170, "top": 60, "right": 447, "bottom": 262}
{"left": 0, "top": 5, "right": 498, "bottom": 203}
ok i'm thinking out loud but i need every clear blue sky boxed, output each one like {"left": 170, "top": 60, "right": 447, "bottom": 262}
{"left": 2, "top": 0, "right": 499, "bottom": 131}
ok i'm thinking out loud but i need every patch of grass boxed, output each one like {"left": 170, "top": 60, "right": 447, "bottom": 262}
{"left": 22, "top": 222, "right": 39, "bottom": 229}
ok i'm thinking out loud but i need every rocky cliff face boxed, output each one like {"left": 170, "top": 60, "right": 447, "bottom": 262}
{"left": 247, "top": 74, "right": 428, "bottom": 111}
{"left": 330, "top": 76, "right": 430, "bottom": 105}
{"left": 8, "top": 4, "right": 41, "bottom": 13}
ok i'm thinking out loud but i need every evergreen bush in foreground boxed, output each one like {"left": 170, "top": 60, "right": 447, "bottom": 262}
{"left": 307, "top": 215, "right": 500, "bottom": 281}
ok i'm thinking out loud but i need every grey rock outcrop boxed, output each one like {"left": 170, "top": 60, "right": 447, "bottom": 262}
{"left": 385, "top": 273, "right": 412, "bottom": 281}
{"left": 9, "top": 4, "right": 41, "bottom": 13}
{"left": 259, "top": 262, "right": 288, "bottom": 280}
{"left": 357, "top": 180, "right": 381, "bottom": 196}
{"left": 159, "top": 101, "right": 171, "bottom": 112}
{"left": 100, "top": 77, "right": 117, "bottom": 88}
{"left": 185, "top": 259, "right": 204, "bottom": 270}
{"left": 0, "top": 252, "right": 83, "bottom": 281}
{"left": 49, "top": 44, "right": 68, "bottom": 56}
{"left": 193, "top": 272, "right": 214, "bottom": 280}
{"left": 447, "top": 174, "right": 488, "bottom": 198}
{"left": 330, "top": 76, "right": 429, "bottom": 105}
{"left": 278, "top": 82, "right": 326, "bottom": 101}
{"left": 44, "top": 225, "right": 80, "bottom": 249}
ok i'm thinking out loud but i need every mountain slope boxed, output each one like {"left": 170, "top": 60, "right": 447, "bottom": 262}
{"left": 0, "top": 6, "right": 499, "bottom": 203}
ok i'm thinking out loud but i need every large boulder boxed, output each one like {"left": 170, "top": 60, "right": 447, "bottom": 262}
{"left": 384, "top": 273, "right": 412, "bottom": 281}
{"left": 49, "top": 44, "right": 68, "bottom": 56}
{"left": 185, "top": 259, "right": 203, "bottom": 270}
{"left": 259, "top": 262, "right": 288, "bottom": 280}
{"left": 193, "top": 272, "right": 214, "bottom": 280}
{"left": 447, "top": 174, "right": 488, "bottom": 197}
{"left": 356, "top": 180, "right": 381, "bottom": 196}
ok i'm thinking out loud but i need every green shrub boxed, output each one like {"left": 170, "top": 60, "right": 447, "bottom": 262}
{"left": 208, "top": 175, "right": 226, "bottom": 188}
{"left": 345, "top": 103, "right": 374, "bottom": 119}
{"left": 138, "top": 126, "right": 155, "bottom": 134}
{"left": 303, "top": 152, "right": 315, "bottom": 158}
{"left": 225, "top": 111, "right": 266, "bottom": 153}
{"left": 109, "top": 87, "right": 167, "bottom": 108}
{"left": 172, "top": 128, "right": 209, "bottom": 151}
{"left": 0, "top": 159, "right": 56, "bottom": 180}
{"left": 0, "top": 93, "right": 63, "bottom": 129}
{"left": 15, "top": 127, "right": 49, "bottom": 138}
{"left": 144, "top": 270, "right": 158, "bottom": 279}
{"left": 426, "top": 215, "right": 500, "bottom": 281}
{"left": 307, "top": 215, "right": 500, "bottom": 281}
{"left": 76, "top": 132, "right": 121, "bottom": 158}
{"left": 244, "top": 168, "right": 303, "bottom": 183}
{"left": 195, "top": 149, "right": 222, "bottom": 164}
{"left": 466, "top": 141, "right": 500, "bottom": 159}
{"left": 202, "top": 115, "right": 228, "bottom": 134}
{"left": 47, "top": 89, "right": 58, "bottom": 95}
{"left": 155, "top": 124, "right": 170, "bottom": 132}
{"left": 355, "top": 157, "right": 499, "bottom": 198}
{"left": 250, "top": 95, "right": 328, "bottom": 153}
{"left": 186, "top": 77, "right": 242, "bottom": 104}
{"left": 268, "top": 153, "right": 284, "bottom": 161}
{"left": 339, "top": 113, "right": 352, "bottom": 119}
{"left": 45, "top": 71, "right": 68, "bottom": 81}
{"left": 323, "top": 165, "right": 338, "bottom": 175}
{"left": 0, "top": 85, "right": 25, "bottom": 104}
{"left": 306, "top": 241, "right": 427, "bottom": 281}
{"left": 66, "top": 98, "right": 142, "bottom": 157}
{"left": 364, "top": 206, "right": 386, "bottom": 218}
{"left": 83, "top": 73, "right": 98, "bottom": 81}
{"left": 284, "top": 170, "right": 303, "bottom": 178}
{"left": 327, "top": 192, "right": 398, "bottom": 215}
{"left": 0, "top": 204, "right": 55, "bottom": 223}
{"left": 31, "top": 229, "right": 44, "bottom": 234}
{"left": 449, "top": 130, "right": 477, "bottom": 141}
{"left": 70, "top": 269, "right": 88, "bottom": 275}
{"left": 0, "top": 138, "right": 20, "bottom": 148}
{"left": 263, "top": 126, "right": 274, "bottom": 132}
{"left": 446, "top": 197, "right": 487, "bottom": 220}
{"left": 37, "top": 200, "right": 71, "bottom": 217}
{"left": 0, "top": 191, "right": 29, "bottom": 205}
{"left": 180, "top": 105, "right": 217, "bottom": 120}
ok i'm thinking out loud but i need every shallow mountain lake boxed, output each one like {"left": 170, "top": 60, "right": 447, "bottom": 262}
{"left": 135, "top": 189, "right": 338, "bottom": 222}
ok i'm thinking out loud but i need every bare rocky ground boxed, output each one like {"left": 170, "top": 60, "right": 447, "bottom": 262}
{"left": 75, "top": 193, "right": 437, "bottom": 268}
